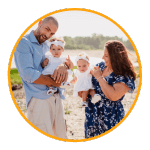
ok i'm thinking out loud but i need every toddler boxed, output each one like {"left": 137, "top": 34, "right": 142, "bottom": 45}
{"left": 41, "top": 38, "right": 74, "bottom": 96}
{"left": 70, "top": 52, "right": 101, "bottom": 107}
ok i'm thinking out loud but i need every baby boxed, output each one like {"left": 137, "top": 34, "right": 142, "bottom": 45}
{"left": 70, "top": 52, "right": 101, "bottom": 107}
{"left": 41, "top": 38, "right": 74, "bottom": 96}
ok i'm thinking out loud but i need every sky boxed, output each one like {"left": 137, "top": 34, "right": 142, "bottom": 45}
{"left": 26, "top": 11, "right": 128, "bottom": 40}
{"left": 12, "top": 11, "right": 129, "bottom": 68}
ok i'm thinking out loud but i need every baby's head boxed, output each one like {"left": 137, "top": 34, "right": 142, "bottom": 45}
{"left": 76, "top": 52, "right": 90, "bottom": 73}
{"left": 49, "top": 38, "right": 65, "bottom": 57}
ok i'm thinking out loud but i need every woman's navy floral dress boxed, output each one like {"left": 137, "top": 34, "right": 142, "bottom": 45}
{"left": 85, "top": 62, "right": 135, "bottom": 138}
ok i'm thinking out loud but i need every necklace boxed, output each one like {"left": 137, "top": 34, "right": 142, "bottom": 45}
{"left": 107, "top": 67, "right": 113, "bottom": 74}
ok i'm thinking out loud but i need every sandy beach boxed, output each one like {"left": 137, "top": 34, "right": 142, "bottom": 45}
{"left": 12, "top": 50, "right": 139, "bottom": 139}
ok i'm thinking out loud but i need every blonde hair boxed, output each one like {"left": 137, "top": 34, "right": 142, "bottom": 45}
{"left": 77, "top": 52, "right": 89, "bottom": 61}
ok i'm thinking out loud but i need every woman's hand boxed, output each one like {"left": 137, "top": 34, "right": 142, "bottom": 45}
{"left": 91, "top": 66, "right": 102, "bottom": 79}
{"left": 51, "top": 64, "right": 68, "bottom": 83}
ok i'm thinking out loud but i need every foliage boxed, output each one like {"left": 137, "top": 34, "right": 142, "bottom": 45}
{"left": 134, "top": 66, "right": 140, "bottom": 78}
{"left": 64, "top": 34, "right": 134, "bottom": 50}
{"left": 10, "top": 68, "right": 22, "bottom": 84}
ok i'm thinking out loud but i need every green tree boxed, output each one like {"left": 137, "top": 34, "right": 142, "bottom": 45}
{"left": 63, "top": 34, "right": 134, "bottom": 50}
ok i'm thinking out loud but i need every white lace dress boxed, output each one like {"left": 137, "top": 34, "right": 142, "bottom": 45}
{"left": 73, "top": 67, "right": 94, "bottom": 97}
{"left": 42, "top": 55, "right": 66, "bottom": 75}
{"left": 42, "top": 55, "right": 73, "bottom": 82}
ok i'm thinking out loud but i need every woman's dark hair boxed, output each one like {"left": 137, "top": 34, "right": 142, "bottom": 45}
{"left": 105, "top": 40, "right": 136, "bottom": 80}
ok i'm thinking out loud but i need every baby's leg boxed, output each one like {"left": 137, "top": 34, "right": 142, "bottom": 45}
{"left": 89, "top": 89, "right": 96, "bottom": 97}
{"left": 60, "top": 71, "right": 71, "bottom": 87}
{"left": 82, "top": 91, "right": 89, "bottom": 102}
{"left": 44, "top": 75, "right": 58, "bottom": 95}
{"left": 47, "top": 86, "right": 57, "bottom": 95}
{"left": 80, "top": 91, "right": 89, "bottom": 107}
{"left": 78, "top": 91, "right": 83, "bottom": 98}
{"left": 90, "top": 89, "right": 101, "bottom": 104}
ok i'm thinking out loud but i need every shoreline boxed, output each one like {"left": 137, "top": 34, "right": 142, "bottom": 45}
{"left": 11, "top": 50, "right": 138, "bottom": 69}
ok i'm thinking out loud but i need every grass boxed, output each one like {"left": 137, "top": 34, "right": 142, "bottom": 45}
{"left": 65, "top": 107, "right": 72, "bottom": 114}
{"left": 64, "top": 100, "right": 72, "bottom": 115}
{"left": 10, "top": 68, "right": 22, "bottom": 84}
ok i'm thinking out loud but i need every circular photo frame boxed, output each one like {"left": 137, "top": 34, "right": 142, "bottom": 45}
{"left": 8, "top": 8, "right": 142, "bottom": 142}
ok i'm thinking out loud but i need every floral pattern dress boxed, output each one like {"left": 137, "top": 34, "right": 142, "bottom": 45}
{"left": 84, "top": 62, "right": 135, "bottom": 138}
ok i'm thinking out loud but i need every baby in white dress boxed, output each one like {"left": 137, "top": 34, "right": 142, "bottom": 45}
{"left": 70, "top": 52, "right": 101, "bottom": 107}
{"left": 41, "top": 38, "right": 74, "bottom": 95}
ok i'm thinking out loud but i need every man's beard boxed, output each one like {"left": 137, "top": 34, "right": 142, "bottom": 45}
{"left": 35, "top": 28, "right": 47, "bottom": 44}
{"left": 35, "top": 34, "right": 47, "bottom": 44}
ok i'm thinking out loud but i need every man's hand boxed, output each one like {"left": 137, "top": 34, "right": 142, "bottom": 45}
{"left": 41, "top": 58, "right": 49, "bottom": 68}
{"left": 51, "top": 64, "right": 68, "bottom": 83}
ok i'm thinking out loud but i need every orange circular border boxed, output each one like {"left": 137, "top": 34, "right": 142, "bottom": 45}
{"left": 8, "top": 8, "right": 142, "bottom": 142}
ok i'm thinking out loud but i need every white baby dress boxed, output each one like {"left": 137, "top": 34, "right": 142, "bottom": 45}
{"left": 42, "top": 55, "right": 73, "bottom": 82}
{"left": 73, "top": 66, "right": 94, "bottom": 97}
{"left": 42, "top": 55, "right": 66, "bottom": 75}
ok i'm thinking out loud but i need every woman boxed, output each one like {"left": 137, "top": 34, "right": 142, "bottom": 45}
{"left": 83, "top": 40, "right": 136, "bottom": 138}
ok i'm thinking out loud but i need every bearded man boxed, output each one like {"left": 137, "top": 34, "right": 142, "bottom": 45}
{"left": 14, "top": 16, "right": 68, "bottom": 139}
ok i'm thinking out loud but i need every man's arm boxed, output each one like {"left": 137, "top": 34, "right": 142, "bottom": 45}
{"left": 33, "top": 74, "right": 61, "bottom": 87}
{"left": 14, "top": 39, "right": 42, "bottom": 83}
{"left": 14, "top": 38, "right": 61, "bottom": 87}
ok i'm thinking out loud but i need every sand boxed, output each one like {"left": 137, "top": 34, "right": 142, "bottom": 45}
{"left": 12, "top": 50, "right": 139, "bottom": 139}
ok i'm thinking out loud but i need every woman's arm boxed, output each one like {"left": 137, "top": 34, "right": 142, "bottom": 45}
{"left": 97, "top": 77, "right": 130, "bottom": 101}
{"left": 92, "top": 66, "right": 130, "bottom": 101}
